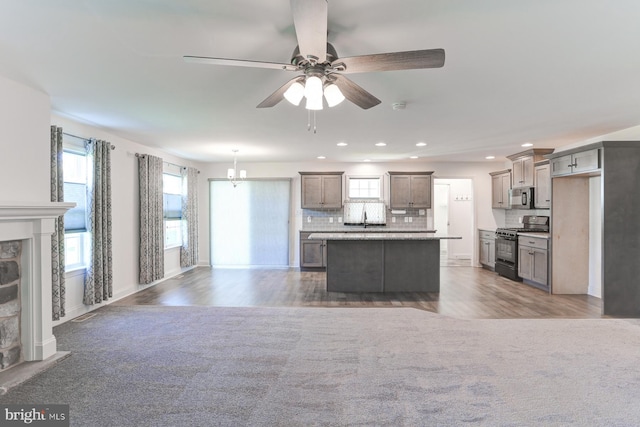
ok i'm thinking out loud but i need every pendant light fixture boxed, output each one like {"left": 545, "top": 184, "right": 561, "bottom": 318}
{"left": 227, "top": 149, "right": 246, "bottom": 187}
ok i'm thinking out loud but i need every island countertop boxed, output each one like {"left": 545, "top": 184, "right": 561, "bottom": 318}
{"left": 308, "top": 232, "right": 461, "bottom": 241}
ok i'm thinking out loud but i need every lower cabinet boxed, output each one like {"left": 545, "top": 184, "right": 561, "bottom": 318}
{"left": 479, "top": 230, "right": 495, "bottom": 270}
{"left": 517, "top": 235, "right": 548, "bottom": 290}
{"left": 300, "top": 232, "right": 327, "bottom": 269}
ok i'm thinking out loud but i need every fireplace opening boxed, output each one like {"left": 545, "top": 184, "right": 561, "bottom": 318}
{"left": 0, "top": 240, "right": 22, "bottom": 371}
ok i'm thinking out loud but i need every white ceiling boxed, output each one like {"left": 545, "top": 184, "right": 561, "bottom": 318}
{"left": 2, "top": 0, "right": 640, "bottom": 163}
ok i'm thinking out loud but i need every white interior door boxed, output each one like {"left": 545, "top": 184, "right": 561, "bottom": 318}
{"left": 434, "top": 178, "right": 474, "bottom": 263}
{"left": 434, "top": 183, "right": 450, "bottom": 256}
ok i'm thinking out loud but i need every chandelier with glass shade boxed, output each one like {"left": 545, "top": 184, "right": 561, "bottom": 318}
{"left": 227, "top": 149, "right": 246, "bottom": 187}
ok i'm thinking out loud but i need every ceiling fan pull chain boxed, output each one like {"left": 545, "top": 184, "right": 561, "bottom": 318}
{"left": 307, "top": 109, "right": 311, "bottom": 132}
{"left": 313, "top": 111, "right": 317, "bottom": 134}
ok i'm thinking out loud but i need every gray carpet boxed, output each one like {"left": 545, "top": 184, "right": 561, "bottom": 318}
{"left": 2, "top": 305, "right": 640, "bottom": 426}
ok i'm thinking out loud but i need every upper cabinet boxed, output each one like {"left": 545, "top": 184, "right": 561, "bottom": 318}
{"left": 490, "top": 170, "right": 511, "bottom": 209}
{"left": 507, "top": 149, "right": 555, "bottom": 188}
{"left": 388, "top": 172, "right": 433, "bottom": 209}
{"left": 299, "top": 172, "right": 343, "bottom": 209}
{"left": 550, "top": 148, "right": 600, "bottom": 177}
{"left": 534, "top": 161, "right": 551, "bottom": 209}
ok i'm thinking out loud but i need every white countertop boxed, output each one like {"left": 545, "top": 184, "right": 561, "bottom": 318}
{"left": 517, "top": 232, "right": 550, "bottom": 239}
{"left": 308, "top": 232, "right": 461, "bottom": 241}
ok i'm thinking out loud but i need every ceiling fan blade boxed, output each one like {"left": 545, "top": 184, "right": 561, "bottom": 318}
{"left": 184, "top": 55, "right": 298, "bottom": 71}
{"left": 332, "top": 48, "right": 445, "bottom": 74}
{"left": 256, "top": 76, "right": 304, "bottom": 108}
{"left": 332, "top": 74, "right": 381, "bottom": 109}
{"left": 290, "top": 0, "right": 328, "bottom": 63}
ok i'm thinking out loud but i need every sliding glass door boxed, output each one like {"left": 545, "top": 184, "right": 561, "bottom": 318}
{"left": 210, "top": 179, "right": 291, "bottom": 267}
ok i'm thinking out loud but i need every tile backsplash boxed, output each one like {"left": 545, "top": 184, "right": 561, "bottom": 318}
{"left": 505, "top": 209, "right": 551, "bottom": 228}
{"left": 301, "top": 207, "right": 429, "bottom": 231}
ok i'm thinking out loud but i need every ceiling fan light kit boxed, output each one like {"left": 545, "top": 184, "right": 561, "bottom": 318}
{"left": 283, "top": 81, "right": 305, "bottom": 106}
{"left": 303, "top": 75, "right": 324, "bottom": 110}
{"left": 283, "top": 75, "right": 345, "bottom": 110}
{"left": 323, "top": 82, "right": 345, "bottom": 107}
{"left": 184, "top": 0, "right": 445, "bottom": 111}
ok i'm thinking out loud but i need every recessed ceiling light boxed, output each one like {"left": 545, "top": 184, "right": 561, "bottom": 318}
{"left": 375, "top": 142, "right": 387, "bottom": 147}
{"left": 416, "top": 142, "right": 427, "bottom": 147}
{"left": 485, "top": 155, "right": 495, "bottom": 160}
{"left": 363, "top": 159, "right": 371, "bottom": 162}
{"left": 336, "top": 142, "right": 348, "bottom": 147}
{"left": 410, "top": 156, "right": 419, "bottom": 159}
{"left": 522, "top": 143, "right": 533, "bottom": 147}
{"left": 317, "top": 156, "right": 326, "bottom": 160}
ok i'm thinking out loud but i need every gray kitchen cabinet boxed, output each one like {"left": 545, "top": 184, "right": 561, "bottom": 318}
{"left": 507, "top": 149, "right": 555, "bottom": 188}
{"left": 550, "top": 148, "right": 600, "bottom": 177}
{"left": 490, "top": 170, "right": 511, "bottom": 209}
{"left": 511, "top": 156, "right": 534, "bottom": 187}
{"left": 548, "top": 141, "right": 640, "bottom": 316}
{"left": 534, "top": 162, "right": 551, "bottom": 209}
{"left": 479, "top": 230, "right": 496, "bottom": 270}
{"left": 300, "top": 232, "right": 326, "bottom": 269}
{"left": 299, "top": 172, "right": 343, "bottom": 209}
{"left": 518, "top": 235, "right": 548, "bottom": 290}
{"left": 388, "top": 171, "right": 433, "bottom": 209}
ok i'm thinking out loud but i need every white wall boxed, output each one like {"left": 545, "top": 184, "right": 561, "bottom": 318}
{"left": 50, "top": 113, "right": 201, "bottom": 325}
{"left": 197, "top": 161, "right": 504, "bottom": 267}
{"left": 0, "top": 74, "right": 51, "bottom": 202}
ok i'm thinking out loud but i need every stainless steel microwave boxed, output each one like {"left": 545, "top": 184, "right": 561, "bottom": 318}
{"left": 510, "top": 187, "right": 535, "bottom": 209}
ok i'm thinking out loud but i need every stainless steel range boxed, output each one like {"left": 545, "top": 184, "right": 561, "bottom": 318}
{"left": 495, "top": 215, "right": 549, "bottom": 280}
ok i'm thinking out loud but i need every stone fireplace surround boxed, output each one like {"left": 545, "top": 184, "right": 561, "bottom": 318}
{"left": 0, "top": 202, "right": 73, "bottom": 367}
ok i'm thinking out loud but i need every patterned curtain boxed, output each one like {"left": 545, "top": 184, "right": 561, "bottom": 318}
{"left": 180, "top": 167, "right": 199, "bottom": 267}
{"left": 138, "top": 154, "right": 164, "bottom": 284}
{"left": 83, "top": 139, "right": 113, "bottom": 305}
{"left": 51, "top": 126, "right": 66, "bottom": 320}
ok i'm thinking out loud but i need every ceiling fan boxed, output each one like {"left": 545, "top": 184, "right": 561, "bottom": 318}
{"left": 184, "top": 0, "right": 445, "bottom": 110}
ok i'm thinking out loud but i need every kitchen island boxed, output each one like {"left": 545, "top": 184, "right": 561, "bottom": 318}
{"left": 308, "top": 232, "right": 461, "bottom": 293}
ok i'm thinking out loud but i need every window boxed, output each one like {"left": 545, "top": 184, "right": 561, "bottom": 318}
{"left": 63, "top": 150, "right": 90, "bottom": 270}
{"left": 347, "top": 176, "right": 382, "bottom": 199}
{"left": 163, "top": 173, "right": 183, "bottom": 248}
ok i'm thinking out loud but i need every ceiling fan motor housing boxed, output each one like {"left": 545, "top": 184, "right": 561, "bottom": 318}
{"left": 291, "top": 43, "right": 339, "bottom": 68}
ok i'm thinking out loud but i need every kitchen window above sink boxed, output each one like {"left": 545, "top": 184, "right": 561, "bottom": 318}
{"left": 343, "top": 200, "right": 386, "bottom": 227}
{"left": 347, "top": 175, "right": 382, "bottom": 199}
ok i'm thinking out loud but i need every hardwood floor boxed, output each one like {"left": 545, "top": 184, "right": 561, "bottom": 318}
{"left": 114, "top": 266, "right": 604, "bottom": 319}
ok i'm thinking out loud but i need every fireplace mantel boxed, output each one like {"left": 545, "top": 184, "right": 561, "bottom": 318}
{"left": 0, "top": 201, "right": 74, "bottom": 362}
{"left": 0, "top": 201, "right": 75, "bottom": 220}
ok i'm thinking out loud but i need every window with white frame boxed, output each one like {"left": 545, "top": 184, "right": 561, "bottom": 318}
{"left": 63, "top": 150, "right": 90, "bottom": 270}
{"left": 163, "top": 173, "right": 183, "bottom": 248}
{"left": 347, "top": 176, "right": 382, "bottom": 199}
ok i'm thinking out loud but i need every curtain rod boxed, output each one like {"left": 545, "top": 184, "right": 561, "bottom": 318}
{"left": 135, "top": 153, "right": 200, "bottom": 173}
{"left": 63, "top": 132, "right": 116, "bottom": 150}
